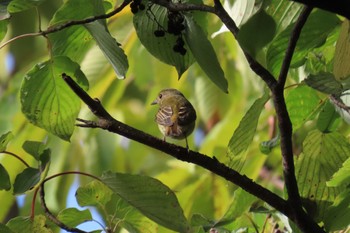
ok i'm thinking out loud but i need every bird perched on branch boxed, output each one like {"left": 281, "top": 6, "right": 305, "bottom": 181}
{"left": 151, "top": 88, "right": 196, "bottom": 149}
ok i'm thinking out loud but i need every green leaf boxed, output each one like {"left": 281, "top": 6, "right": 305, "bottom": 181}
{"left": 323, "top": 190, "right": 350, "bottom": 231}
{"left": 295, "top": 131, "right": 350, "bottom": 221}
{"left": 0, "top": 19, "right": 8, "bottom": 42}
{"left": 49, "top": 0, "right": 107, "bottom": 25}
{"left": 76, "top": 180, "right": 113, "bottom": 207}
{"left": 0, "top": 0, "right": 11, "bottom": 20}
{"left": 20, "top": 56, "right": 89, "bottom": 141}
{"left": 238, "top": 10, "right": 276, "bottom": 57}
{"left": 227, "top": 91, "right": 269, "bottom": 168}
{"left": 7, "top": 0, "right": 48, "bottom": 13}
{"left": 0, "top": 131, "right": 13, "bottom": 152}
{"left": 190, "top": 214, "right": 213, "bottom": 228}
{"left": 85, "top": 21, "right": 128, "bottom": 79}
{"left": 217, "top": 188, "right": 257, "bottom": 226}
{"left": 212, "top": 0, "right": 262, "bottom": 37}
{"left": 0, "top": 164, "right": 11, "bottom": 191}
{"left": 304, "top": 29, "right": 339, "bottom": 75}
{"left": 285, "top": 85, "right": 320, "bottom": 129}
{"left": 48, "top": 0, "right": 108, "bottom": 63}
{"left": 106, "top": 194, "right": 158, "bottom": 233}
{"left": 304, "top": 72, "right": 343, "bottom": 94}
{"left": 265, "top": 1, "right": 302, "bottom": 33}
{"left": 101, "top": 171, "right": 190, "bottom": 232}
{"left": 48, "top": 27, "right": 93, "bottom": 63}
{"left": 6, "top": 216, "right": 32, "bottom": 233}
{"left": 12, "top": 148, "right": 50, "bottom": 195}
{"left": 184, "top": 16, "right": 228, "bottom": 93}
{"left": 327, "top": 157, "right": 350, "bottom": 187}
{"left": 334, "top": 19, "right": 350, "bottom": 81}
{"left": 267, "top": 10, "right": 340, "bottom": 76}
{"left": 57, "top": 208, "right": 92, "bottom": 228}
{"left": 13, "top": 167, "right": 40, "bottom": 194}
{"left": 0, "top": 223, "right": 14, "bottom": 233}
{"left": 317, "top": 100, "right": 340, "bottom": 133}
{"left": 22, "top": 141, "right": 45, "bottom": 161}
{"left": 6, "top": 215, "right": 53, "bottom": 233}
{"left": 133, "top": 2, "right": 194, "bottom": 76}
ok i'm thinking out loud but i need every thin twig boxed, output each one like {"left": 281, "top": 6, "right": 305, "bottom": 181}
{"left": 291, "top": 0, "right": 350, "bottom": 20}
{"left": 271, "top": 6, "right": 314, "bottom": 230}
{"left": 212, "top": 0, "right": 278, "bottom": 90}
{"left": 1, "top": 151, "right": 30, "bottom": 168}
{"left": 38, "top": 171, "right": 102, "bottom": 233}
{"left": 61, "top": 74, "right": 327, "bottom": 233}
{"left": 277, "top": 6, "right": 313, "bottom": 87}
{"left": 0, "top": 0, "right": 132, "bottom": 50}
{"left": 39, "top": 183, "right": 87, "bottom": 233}
{"left": 330, "top": 94, "right": 350, "bottom": 114}
{"left": 0, "top": 32, "right": 42, "bottom": 50}
{"left": 152, "top": 0, "right": 215, "bottom": 14}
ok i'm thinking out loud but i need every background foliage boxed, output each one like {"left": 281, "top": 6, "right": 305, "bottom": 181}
{"left": 0, "top": 0, "right": 349, "bottom": 232}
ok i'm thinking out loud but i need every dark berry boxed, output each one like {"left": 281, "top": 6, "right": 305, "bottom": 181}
{"left": 176, "top": 37, "right": 184, "bottom": 46}
{"left": 173, "top": 44, "right": 181, "bottom": 53}
{"left": 179, "top": 47, "right": 186, "bottom": 55}
{"left": 139, "top": 3, "right": 145, "bottom": 10}
{"left": 154, "top": 30, "right": 165, "bottom": 37}
{"left": 131, "top": 6, "right": 139, "bottom": 14}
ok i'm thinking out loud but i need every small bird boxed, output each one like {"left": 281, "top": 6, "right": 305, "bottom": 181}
{"left": 151, "top": 88, "right": 196, "bottom": 149}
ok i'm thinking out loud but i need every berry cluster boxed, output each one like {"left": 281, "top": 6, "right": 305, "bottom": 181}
{"left": 152, "top": 10, "right": 187, "bottom": 55}
{"left": 130, "top": 0, "right": 145, "bottom": 14}
{"left": 167, "top": 11, "right": 186, "bottom": 55}
{"left": 173, "top": 36, "right": 186, "bottom": 55}
{"left": 167, "top": 11, "right": 185, "bottom": 36}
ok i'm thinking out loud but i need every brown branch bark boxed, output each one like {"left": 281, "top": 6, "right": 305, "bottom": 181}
{"left": 291, "top": 0, "right": 350, "bottom": 20}
{"left": 39, "top": 183, "right": 87, "bottom": 233}
{"left": 62, "top": 74, "right": 324, "bottom": 233}
{"left": 273, "top": 6, "right": 315, "bottom": 231}
{"left": 17, "top": 0, "right": 325, "bottom": 232}
{"left": 0, "top": 0, "right": 132, "bottom": 49}
{"left": 148, "top": 1, "right": 323, "bottom": 232}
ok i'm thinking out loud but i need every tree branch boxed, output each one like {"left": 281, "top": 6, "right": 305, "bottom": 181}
{"left": 0, "top": 0, "right": 131, "bottom": 49}
{"left": 274, "top": 7, "right": 313, "bottom": 209}
{"left": 277, "top": 6, "right": 313, "bottom": 87}
{"left": 271, "top": 6, "right": 321, "bottom": 232}
{"left": 330, "top": 94, "right": 350, "bottom": 113}
{"left": 62, "top": 74, "right": 326, "bottom": 233}
{"left": 39, "top": 183, "right": 87, "bottom": 233}
{"left": 212, "top": 0, "right": 278, "bottom": 90}
{"left": 62, "top": 74, "right": 290, "bottom": 217}
{"left": 42, "top": 0, "right": 132, "bottom": 36}
{"left": 291, "top": 0, "right": 350, "bottom": 20}
{"left": 38, "top": 171, "right": 102, "bottom": 233}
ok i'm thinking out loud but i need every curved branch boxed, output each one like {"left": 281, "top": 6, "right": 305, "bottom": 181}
{"left": 38, "top": 171, "right": 103, "bottom": 233}
{"left": 1, "top": 151, "right": 30, "bottom": 168}
{"left": 0, "top": 0, "right": 132, "bottom": 49}
{"left": 39, "top": 183, "right": 87, "bottom": 233}
{"left": 277, "top": 6, "right": 313, "bottom": 87}
{"left": 291, "top": 0, "right": 350, "bottom": 20}
{"left": 62, "top": 73, "right": 315, "bottom": 230}
{"left": 42, "top": 0, "right": 132, "bottom": 36}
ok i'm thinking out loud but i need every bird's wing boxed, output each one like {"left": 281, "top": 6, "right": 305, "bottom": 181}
{"left": 178, "top": 102, "right": 196, "bottom": 125}
{"left": 156, "top": 105, "right": 174, "bottom": 126}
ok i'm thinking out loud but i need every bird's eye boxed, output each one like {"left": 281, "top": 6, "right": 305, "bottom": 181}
{"left": 159, "top": 94, "right": 162, "bottom": 98}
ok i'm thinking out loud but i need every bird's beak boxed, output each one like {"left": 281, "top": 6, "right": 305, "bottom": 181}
{"left": 151, "top": 99, "right": 158, "bottom": 105}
